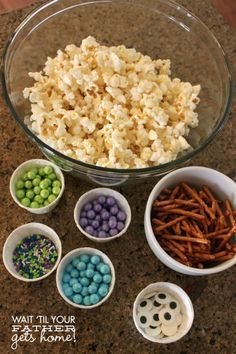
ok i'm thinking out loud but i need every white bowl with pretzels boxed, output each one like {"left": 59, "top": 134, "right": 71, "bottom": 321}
{"left": 144, "top": 166, "right": 236, "bottom": 275}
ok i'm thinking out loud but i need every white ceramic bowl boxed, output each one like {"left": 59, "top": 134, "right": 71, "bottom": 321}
{"left": 10, "top": 159, "right": 65, "bottom": 214}
{"left": 56, "top": 247, "right": 115, "bottom": 309}
{"left": 145, "top": 166, "right": 236, "bottom": 275}
{"left": 133, "top": 282, "right": 194, "bottom": 343}
{"left": 3, "top": 222, "right": 62, "bottom": 282}
{"left": 74, "top": 188, "right": 131, "bottom": 243}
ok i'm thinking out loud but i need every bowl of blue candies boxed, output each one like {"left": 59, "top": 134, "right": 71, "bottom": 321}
{"left": 3, "top": 222, "right": 62, "bottom": 282}
{"left": 74, "top": 188, "right": 131, "bottom": 242}
{"left": 56, "top": 247, "right": 115, "bottom": 308}
{"left": 10, "top": 159, "right": 65, "bottom": 214}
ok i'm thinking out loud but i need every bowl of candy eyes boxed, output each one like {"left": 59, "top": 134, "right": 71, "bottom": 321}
{"left": 56, "top": 247, "right": 115, "bottom": 308}
{"left": 10, "top": 159, "right": 65, "bottom": 214}
{"left": 133, "top": 282, "right": 194, "bottom": 343}
{"left": 3, "top": 222, "right": 62, "bottom": 282}
{"left": 74, "top": 188, "right": 131, "bottom": 242}
{"left": 145, "top": 166, "right": 236, "bottom": 276}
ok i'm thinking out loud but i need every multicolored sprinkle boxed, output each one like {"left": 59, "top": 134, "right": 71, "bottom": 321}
{"left": 13, "top": 234, "right": 58, "bottom": 279}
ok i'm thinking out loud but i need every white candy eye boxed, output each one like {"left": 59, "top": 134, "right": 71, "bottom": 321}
{"left": 145, "top": 325, "right": 162, "bottom": 337}
{"left": 145, "top": 292, "right": 157, "bottom": 299}
{"left": 138, "top": 299, "right": 153, "bottom": 312}
{"left": 159, "top": 308, "right": 176, "bottom": 325}
{"left": 175, "top": 313, "right": 183, "bottom": 326}
{"left": 161, "top": 323, "right": 178, "bottom": 336}
{"left": 137, "top": 312, "right": 152, "bottom": 328}
{"left": 149, "top": 309, "right": 161, "bottom": 327}
{"left": 152, "top": 299, "right": 163, "bottom": 311}
{"left": 155, "top": 292, "right": 171, "bottom": 304}
{"left": 166, "top": 299, "right": 180, "bottom": 314}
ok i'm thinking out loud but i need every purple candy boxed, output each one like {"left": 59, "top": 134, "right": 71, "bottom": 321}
{"left": 110, "top": 205, "right": 119, "bottom": 215}
{"left": 92, "top": 220, "right": 100, "bottom": 229}
{"left": 106, "top": 196, "right": 116, "bottom": 206}
{"left": 94, "top": 203, "right": 102, "bottom": 213}
{"left": 85, "top": 226, "right": 94, "bottom": 235}
{"left": 84, "top": 202, "right": 92, "bottom": 211}
{"left": 98, "top": 195, "right": 106, "bottom": 204}
{"left": 102, "top": 223, "right": 109, "bottom": 232}
{"left": 95, "top": 214, "right": 101, "bottom": 222}
{"left": 108, "top": 216, "right": 117, "bottom": 229}
{"left": 93, "top": 230, "right": 98, "bottom": 237}
{"left": 98, "top": 231, "right": 107, "bottom": 238}
{"left": 81, "top": 211, "right": 87, "bottom": 217}
{"left": 87, "top": 210, "right": 96, "bottom": 219}
{"left": 87, "top": 219, "right": 93, "bottom": 225}
{"left": 80, "top": 218, "right": 88, "bottom": 228}
{"left": 117, "top": 221, "right": 125, "bottom": 231}
{"left": 93, "top": 200, "right": 98, "bottom": 206}
{"left": 101, "top": 210, "right": 110, "bottom": 220}
{"left": 109, "top": 228, "right": 119, "bottom": 236}
{"left": 117, "top": 211, "right": 126, "bottom": 221}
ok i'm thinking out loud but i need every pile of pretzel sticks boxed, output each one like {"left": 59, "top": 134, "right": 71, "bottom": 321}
{"left": 151, "top": 182, "right": 236, "bottom": 268}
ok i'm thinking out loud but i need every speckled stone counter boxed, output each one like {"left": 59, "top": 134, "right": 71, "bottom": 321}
{"left": 0, "top": 1, "right": 236, "bottom": 353}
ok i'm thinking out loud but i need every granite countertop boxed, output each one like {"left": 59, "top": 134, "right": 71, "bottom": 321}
{"left": 0, "top": 1, "right": 236, "bottom": 353}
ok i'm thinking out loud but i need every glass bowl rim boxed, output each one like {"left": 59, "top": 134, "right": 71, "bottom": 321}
{"left": 1, "top": 0, "right": 233, "bottom": 174}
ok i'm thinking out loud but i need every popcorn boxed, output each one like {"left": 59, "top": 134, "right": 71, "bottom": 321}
{"left": 23, "top": 36, "right": 201, "bottom": 168}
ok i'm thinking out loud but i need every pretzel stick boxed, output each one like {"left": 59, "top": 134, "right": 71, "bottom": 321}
{"left": 169, "top": 240, "right": 185, "bottom": 252}
{"left": 205, "top": 228, "right": 230, "bottom": 238}
{"left": 203, "top": 186, "right": 227, "bottom": 227}
{"left": 161, "top": 208, "right": 205, "bottom": 221}
{"left": 199, "top": 190, "right": 210, "bottom": 203}
{"left": 154, "top": 216, "right": 189, "bottom": 232}
{"left": 164, "top": 241, "right": 188, "bottom": 261}
{"left": 225, "top": 200, "right": 236, "bottom": 227}
{"left": 192, "top": 253, "right": 215, "bottom": 261}
{"left": 162, "top": 235, "right": 209, "bottom": 244}
{"left": 213, "top": 250, "right": 227, "bottom": 258}
{"left": 153, "top": 200, "right": 174, "bottom": 207}
{"left": 182, "top": 182, "right": 215, "bottom": 220}
{"left": 170, "top": 186, "right": 180, "bottom": 200}
{"left": 176, "top": 222, "right": 181, "bottom": 234}
{"left": 216, "top": 226, "right": 236, "bottom": 251}
{"left": 212, "top": 254, "right": 234, "bottom": 262}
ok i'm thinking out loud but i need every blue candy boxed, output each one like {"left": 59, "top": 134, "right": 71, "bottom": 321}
{"left": 100, "top": 264, "right": 110, "bottom": 275}
{"left": 91, "top": 255, "right": 101, "bottom": 265}
{"left": 88, "top": 284, "right": 97, "bottom": 294}
{"left": 64, "top": 286, "right": 73, "bottom": 297}
{"left": 80, "top": 277, "right": 90, "bottom": 286}
{"left": 80, "top": 270, "right": 86, "bottom": 277}
{"left": 85, "top": 269, "right": 94, "bottom": 278}
{"left": 83, "top": 295, "right": 91, "bottom": 306}
{"left": 73, "top": 294, "right": 82, "bottom": 304}
{"left": 80, "top": 254, "right": 90, "bottom": 263}
{"left": 62, "top": 283, "right": 70, "bottom": 291}
{"left": 69, "top": 278, "right": 78, "bottom": 287}
{"left": 90, "top": 294, "right": 100, "bottom": 305}
{"left": 65, "top": 264, "right": 73, "bottom": 273}
{"left": 93, "top": 273, "right": 102, "bottom": 284}
{"left": 81, "top": 286, "right": 89, "bottom": 297}
{"left": 87, "top": 263, "right": 95, "bottom": 270}
{"left": 71, "top": 269, "right": 79, "bottom": 278}
{"left": 72, "top": 258, "right": 80, "bottom": 267}
{"left": 96, "top": 262, "right": 104, "bottom": 271}
{"left": 72, "top": 283, "right": 82, "bottom": 293}
{"left": 77, "top": 261, "right": 86, "bottom": 271}
{"left": 98, "top": 284, "right": 109, "bottom": 297}
{"left": 103, "top": 274, "right": 112, "bottom": 284}
{"left": 62, "top": 273, "right": 71, "bottom": 283}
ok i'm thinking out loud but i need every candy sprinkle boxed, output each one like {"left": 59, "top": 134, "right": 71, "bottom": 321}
{"left": 13, "top": 234, "right": 58, "bottom": 279}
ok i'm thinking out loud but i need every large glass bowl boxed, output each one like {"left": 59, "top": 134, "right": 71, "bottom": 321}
{"left": 1, "top": 0, "right": 232, "bottom": 186}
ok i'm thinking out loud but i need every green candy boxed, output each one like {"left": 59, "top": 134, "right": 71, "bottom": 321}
{"left": 44, "top": 166, "right": 53, "bottom": 175}
{"left": 16, "top": 179, "right": 24, "bottom": 189}
{"left": 52, "top": 180, "right": 61, "bottom": 188}
{"left": 31, "top": 168, "right": 38, "bottom": 174}
{"left": 22, "top": 173, "right": 29, "bottom": 182}
{"left": 33, "top": 186, "right": 41, "bottom": 195}
{"left": 27, "top": 171, "right": 36, "bottom": 180}
{"left": 30, "top": 201, "right": 40, "bottom": 208}
{"left": 25, "top": 180, "right": 32, "bottom": 189}
{"left": 48, "top": 194, "right": 56, "bottom": 203}
{"left": 38, "top": 167, "right": 46, "bottom": 176}
{"left": 48, "top": 173, "right": 56, "bottom": 180}
{"left": 34, "top": 195, "right": 44, "bottom": 204}
{"left": 52, "top": 186, "right": 60, "bottom": 196}
{"left": 26, "top": 190, "right": 35, "bottom": 200}
{"left": 16, "top": 189, "right": 25, "bottom": 199}
{"left": 40, "top": 189, "right": 49, "bottom": 199}
{"left": 40, "top": 179, "right": 50, "bottom": 189}
{"left": 21, "top": 197, "right": 31, "bottom": 207}
{"left": 44, "top": 200, "right": 50, "bottom": 207}
{"left": 32, "top": 178, "right": 41, "bottom": 186}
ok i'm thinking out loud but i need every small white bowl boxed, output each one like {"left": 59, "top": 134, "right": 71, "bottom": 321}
{"left": 133, "top": 282, "right": 194, "bottom": 343}
{"left": 144, "top": 166, "right": 236, "bottom": 275}
{"left": 10, "top": 159, "right": 65, "bottom": 214}
{"left": 74, "top": 188, "right": 131, "bottom": 243}
{"left": 3, "top": 222, "right": 62, "bottom": 282}
{"left": 56, "top": 247, "right": 115, "bottom": 309}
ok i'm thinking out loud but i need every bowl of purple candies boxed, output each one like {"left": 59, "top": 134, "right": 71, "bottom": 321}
{"left": 74, "top": 188, "right": 131, "bottom": 242}
{"left": 56, "top": 247, "right": 115, "bottom": 308}
{"left": 3, "top": 222, "right": 62, "bottom": 282}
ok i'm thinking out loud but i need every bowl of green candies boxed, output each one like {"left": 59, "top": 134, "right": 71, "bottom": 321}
{"left": 56, "top": 247, "right": 115, "bottom": 309}
{"left": 10, "top": 159, "right": 65, "bottom": 214}
{"left": 3, "top": 222, "right": 62, "bottom": 282}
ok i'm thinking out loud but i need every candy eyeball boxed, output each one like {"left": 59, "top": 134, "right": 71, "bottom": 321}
{"left": 149, "top": 309, "right": 161, "bottom": 327}
{"left": 159, "top": 308, "right": 176, "bottom": 326}
{"left": 155, "top": 292, "right": 171, "bottom": 304}
{"left": 166, "top": 300, "right": 180, "bottom": 314}
{"left": 161, "top": 323, "right": 178, "bottom": 336}
{"left": 145, "top": 325, "right": 162, "bottom": 337}
{"left": 137, "top": 312, "right": 152, "bottom": 328}
{"left": 138, "top": 299, "right": 153, "bottom": 312}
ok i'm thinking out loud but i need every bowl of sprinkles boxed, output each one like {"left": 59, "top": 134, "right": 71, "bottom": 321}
{"left": 10, "top": 159, "right": 65, "bottom": 214}
{"left": 3, "top": 223, "right": 62, "bottom": 281}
